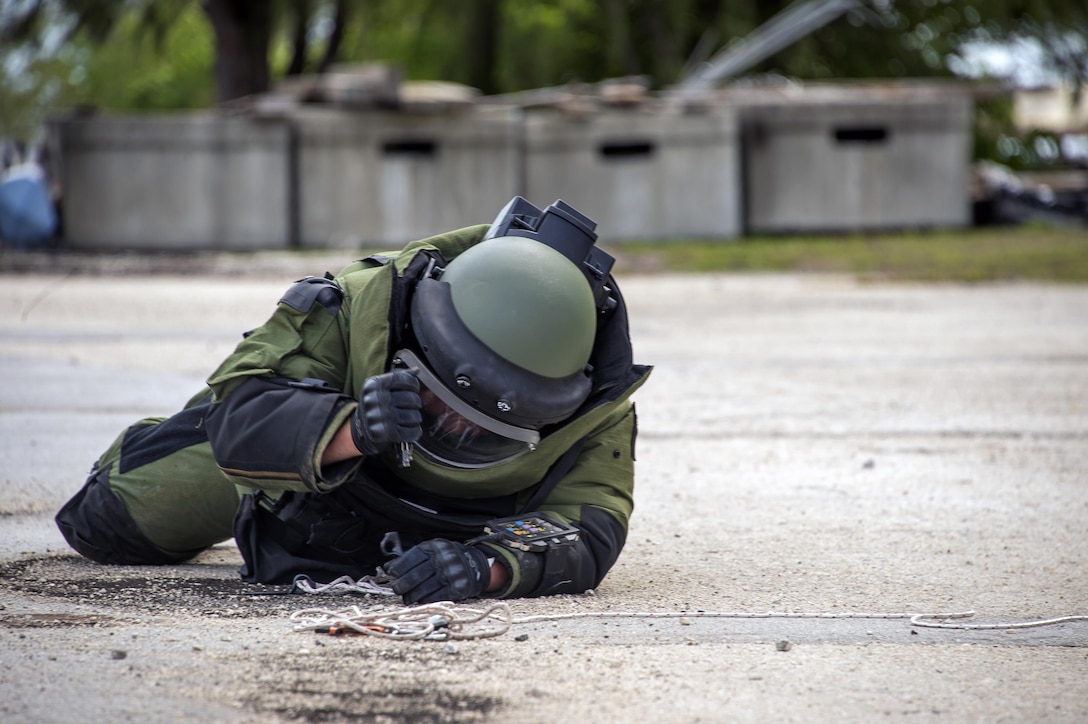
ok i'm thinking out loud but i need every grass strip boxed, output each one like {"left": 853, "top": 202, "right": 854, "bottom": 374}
{"left": 613, "top": 224, "right": 1088, "bottom": 282}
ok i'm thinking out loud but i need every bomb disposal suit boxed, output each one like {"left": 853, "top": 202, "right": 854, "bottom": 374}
{"left": 56, "top": 198, "right": 652, "bottom": 603}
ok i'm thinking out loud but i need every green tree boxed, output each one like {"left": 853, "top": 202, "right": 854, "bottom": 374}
{"left": 3, "top": 0, "right": 1087, "bottom": 143}
{"left": 0, "top": 1, "right": 349, "bottom": 112}
{"left": 72, "top": 5, "right": 215, "bottom": 111}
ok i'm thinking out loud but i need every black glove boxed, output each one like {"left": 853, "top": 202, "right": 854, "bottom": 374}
{"left": 384, "top": 539, "right": 491, "bottom": 604}
{"left": 349, "top": 369, "right": 421, "bottom": 457}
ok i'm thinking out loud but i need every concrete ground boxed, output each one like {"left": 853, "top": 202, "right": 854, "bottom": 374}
{"left": 1, "top": 261, "right": 1086, "bottom": 723}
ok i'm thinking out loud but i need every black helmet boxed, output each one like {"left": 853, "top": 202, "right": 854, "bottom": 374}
{"left": 405, "top": 198, "right": 613, "bottom": 468}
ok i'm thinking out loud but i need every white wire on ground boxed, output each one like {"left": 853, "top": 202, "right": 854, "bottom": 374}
{"left": 289, "top": 601, "right": 1088, "bottom": 642}
{"left": 909, "top": 613, "right": 1088, "bottom": 630}
{"left": 291, "top": 575, "right": 396, "bottom": 597}
{"left": 285, "top": 576, "right": 1087, "bottom": 641}
{"left": 291, "top": 601, "right": 513, "bottom": 640}
{"left": 512, "top": 610, "right": 975, "bottom": 624}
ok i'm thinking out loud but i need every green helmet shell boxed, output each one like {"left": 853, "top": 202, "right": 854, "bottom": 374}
{"left": 441, "top": 236, "right": 597, "bottom": 377}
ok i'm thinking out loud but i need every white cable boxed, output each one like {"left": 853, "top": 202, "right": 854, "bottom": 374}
{"left": 288, "top": 603, "right": 1085, "bottom": 642}
{"left": 511, "top": 610, "right": 975, "bottom": 624}
{"left": 910, "top": 613, "right": 1088, "bottom": 630}
{"left": 291, "top": 575, "right": 396, "bottom": 597}
{"left": 291, "top": 601, "right": 513, "bottom": 640}
{"left": 286, "top": 577, "right": 1087, "bottom": 641}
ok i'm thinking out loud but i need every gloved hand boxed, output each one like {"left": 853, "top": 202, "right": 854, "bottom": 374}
{"left": 349, "top": 369, "right": 421, "bottom": 457}
{"left": 384, "top": 539, "right": 491, "bottom": 604}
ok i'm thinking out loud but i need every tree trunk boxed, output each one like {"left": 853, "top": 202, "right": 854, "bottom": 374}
{"left": 318, "top": 0, "right": 349, "bottom": 73}
{"left": 463, "top": 0, "right": 502, "bottom": 95}
{"left": 286, "top": 0, "right": 313, "bottom": 76}
{"left": 201, "top": 0, "right": 274, "bottom": 103}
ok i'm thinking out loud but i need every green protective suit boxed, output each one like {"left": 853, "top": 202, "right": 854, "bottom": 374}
{"left": 56, "top": 225, "right": 652, "bottom": 599}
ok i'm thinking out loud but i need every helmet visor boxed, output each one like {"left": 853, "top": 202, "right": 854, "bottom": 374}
{"left": 394, "top": 349, "right": 540, "bottom": 469}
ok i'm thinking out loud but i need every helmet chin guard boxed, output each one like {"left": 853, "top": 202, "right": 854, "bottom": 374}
{"left": 393, "top": 348, "right": 540, "bottom": 469}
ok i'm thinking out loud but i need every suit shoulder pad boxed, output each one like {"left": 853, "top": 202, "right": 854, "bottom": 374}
{"left": 279, "top": 276, "right": 344, "bottom": 315}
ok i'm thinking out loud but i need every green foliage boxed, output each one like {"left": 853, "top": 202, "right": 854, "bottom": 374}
{"left": 324, "top": 0, "right": 1065, "bottom": 92}
{"left": 2, "top": 0, "right": 1086, "bottom": 149}
{"left": 0, "top": 0, "right": 212, "bottom": 139}
{"left": 974, "top": 97, "right": 1078, "bottom": 172}
{"left": 994, "top": 128, "right": 1069, "bottom": 171}
{"left": 70, "top": 5, "right": 214, "bottom": 112}
{"left": 973, "top": 97, "right": 1016, "bottom": 167}
{"left": 0, "top": 53, "right": 72, "bottom": 141}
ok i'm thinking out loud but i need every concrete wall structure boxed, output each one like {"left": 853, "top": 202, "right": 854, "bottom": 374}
{"left": 55, "top": 114, "right": 291, "bottom": 250}
{"left": 295, "top": 106, "right": 520, "bottom": 248}
{"left": 50, "top": 82, "right": 975, "bottom": 249}
{"left": 524, "top": 107, "right": 741, "bottom": 240}
{"left": 732, "top": 85, "right": 973, "bottom": 233}
{"left": 54, "top": 108, "right": 522, "bottom": 251}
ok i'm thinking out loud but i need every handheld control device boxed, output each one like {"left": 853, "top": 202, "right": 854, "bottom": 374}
{"left": 483, "top": 513, "right": 580, "bottom": 552}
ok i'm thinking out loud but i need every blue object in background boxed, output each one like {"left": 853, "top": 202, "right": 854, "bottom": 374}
{"left": 0, "top": 164, "right": 58, "bottom": 248}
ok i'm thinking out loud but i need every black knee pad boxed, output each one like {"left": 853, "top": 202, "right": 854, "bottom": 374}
{"left": 55, "top": 469, "right": 188, "bottom": 565}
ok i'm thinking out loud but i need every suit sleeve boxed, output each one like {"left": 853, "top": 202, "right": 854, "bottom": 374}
{"left": 482, "top": 402, "right": 638, "bottom": 598}
{"left": 202, "top": 277, "right": 363, "bottom": 494}
{"left": 204, "top": 376, "right": 359, "bottom": 494}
